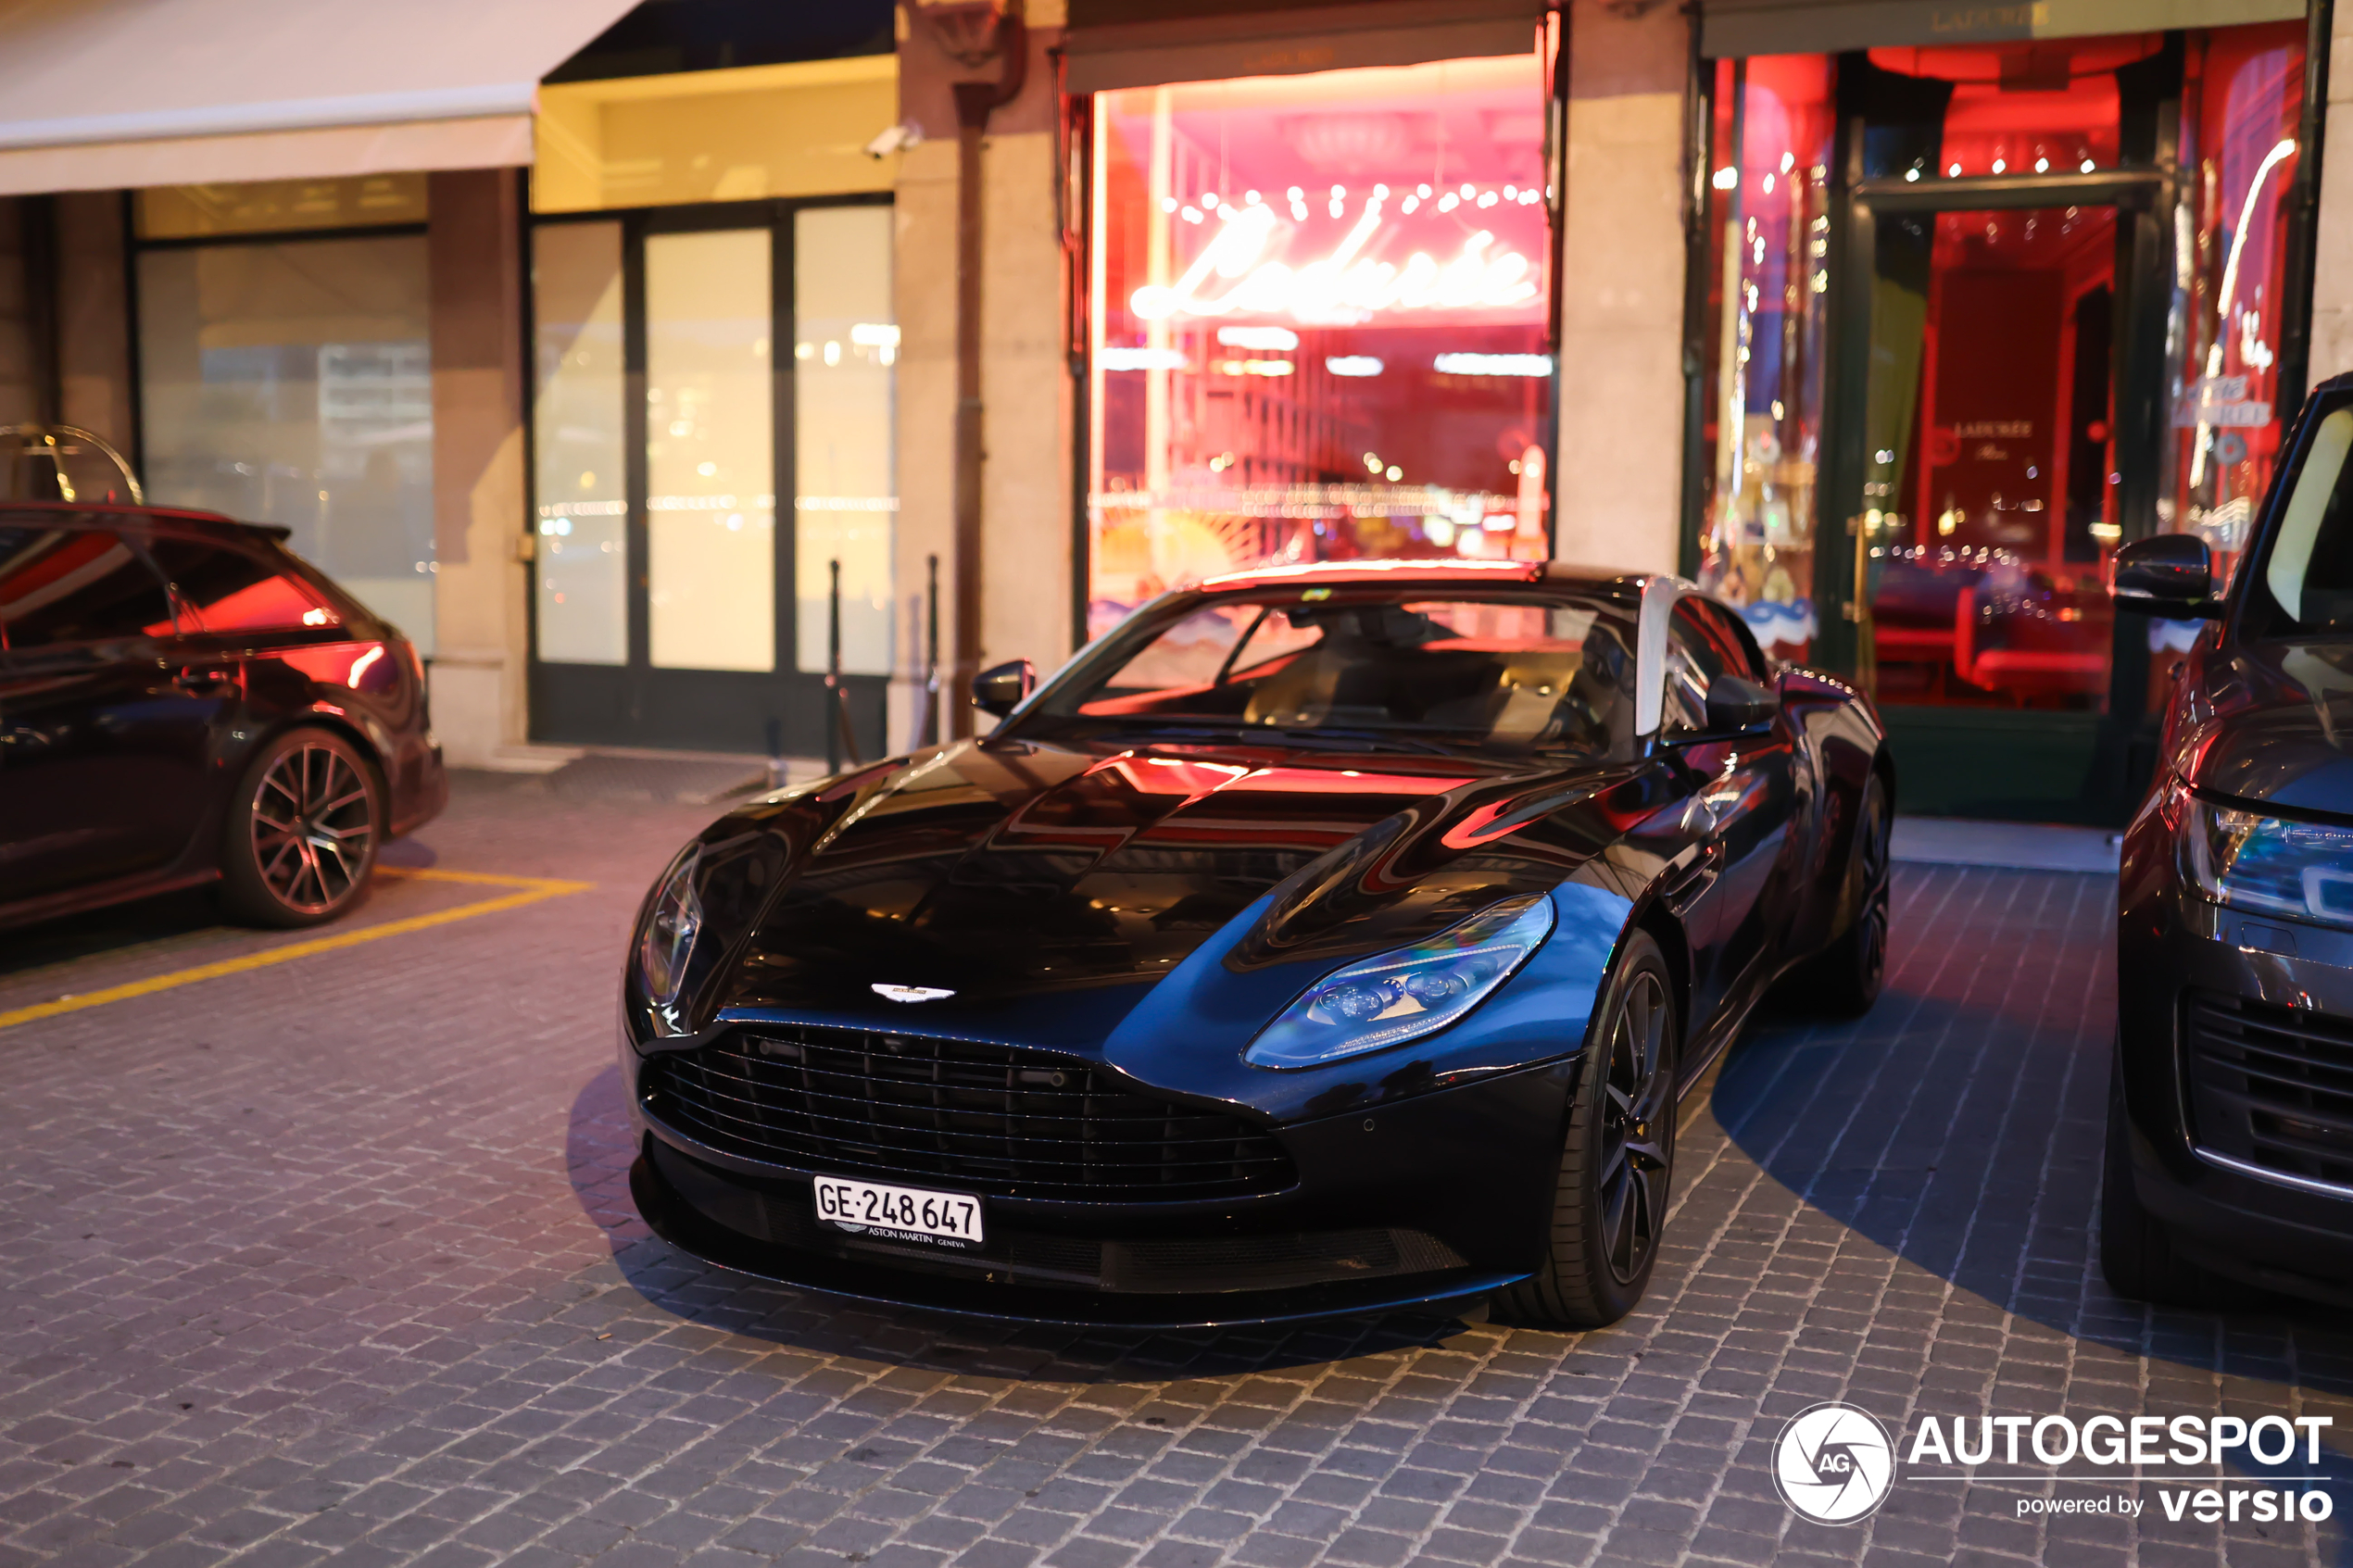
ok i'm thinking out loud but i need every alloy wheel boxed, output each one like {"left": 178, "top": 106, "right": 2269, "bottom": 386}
{"left": 250, "top": 743, "right": 376, "bottom": 914}
{"left": 1596, "top": 969, "right": 1674, "bottom": 1285}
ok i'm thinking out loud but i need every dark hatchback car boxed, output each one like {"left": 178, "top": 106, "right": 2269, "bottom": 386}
{"left": 621, "top": 563, "right": 1892, "bottom": 1330}
{"left": 0, "top": 504, "right": 446, "bottom": 931}
{"left": 2108, "top": 370, "right": 2353, "bottom": 1310}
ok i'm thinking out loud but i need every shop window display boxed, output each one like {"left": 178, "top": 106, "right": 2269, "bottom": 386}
{"left": 2156, "top": 22, "right": 2308, "bottom": 696}
{"left": 1088, "top": 56, "right": 1554, "bottom": 637}
{"left": 1693, "top": 54, "right": 1833, "bottom": 664}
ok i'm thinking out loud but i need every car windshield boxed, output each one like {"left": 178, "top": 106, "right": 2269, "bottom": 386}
{"left": 2261, "top": 403, "right": 2353, "bottom": 632}
{"left": 1028, "top": 590, "right": 1638, "bottom": 756}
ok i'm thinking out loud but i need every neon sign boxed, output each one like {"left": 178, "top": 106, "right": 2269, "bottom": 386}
{"left": 1128, "top": 195, "right": 1540, "bottom": 324}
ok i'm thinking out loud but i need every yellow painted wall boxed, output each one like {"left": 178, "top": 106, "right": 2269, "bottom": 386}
{"left": 534, "top": 56, "right": 900, "bottom": 213}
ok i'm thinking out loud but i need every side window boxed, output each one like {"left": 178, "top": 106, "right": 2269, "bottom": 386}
{"left": 1662, "top": 601, "right": 1728, "bottom": 734}
{"left": 145, "top": 538, "right": 335, "bottom": 634}
{"left": 0, "top": 526, "right": 175, "bottom": 651}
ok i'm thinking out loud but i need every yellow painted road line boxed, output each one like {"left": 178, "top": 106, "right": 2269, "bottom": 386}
{"left": 0, "top": 870, "right": 595, "bottom": 1033}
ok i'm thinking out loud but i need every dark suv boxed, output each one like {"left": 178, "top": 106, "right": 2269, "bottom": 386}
{"left": 0, "top": 504, "right": 446, "bottom": 931}
{"left": 2107, "top": 371, "right": 2353, "bottom": 1310}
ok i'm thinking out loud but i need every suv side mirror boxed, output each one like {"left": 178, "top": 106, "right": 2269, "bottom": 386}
{"left": 2112, "top": 534, "right": 2220, "bottom": 618}
{"left": 1704, "top": 673, "right": 1780, "bottom": 734}
{"left": 971, "top": 658, "right": 1036, "bottom": 718}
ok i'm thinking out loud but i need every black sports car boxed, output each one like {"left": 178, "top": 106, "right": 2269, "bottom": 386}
{"left": 623, "top": 562, "right": 1891, "bottom": 1328}
{"left": 0, "top": 503, "right": 446, "bottom": 931}
{"left": 2108, "top": 370, "right": 2353, "bottom": 1310}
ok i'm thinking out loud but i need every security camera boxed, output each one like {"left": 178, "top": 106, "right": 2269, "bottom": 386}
{"left": 865, "top": 123, "right": 924, "bottom": 159}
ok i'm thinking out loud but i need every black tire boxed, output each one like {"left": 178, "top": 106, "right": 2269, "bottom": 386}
{"left": 1785, "top": 769, "right": 1890, "bottom": 1017}
{"left": 2099, "top": 1063, "right": 2238, "bottom": 1308}
{"left": 218, "top": 726, "right": 383, "bottom": 928}
{"left": 1495, "top": 931, "right": 1679, "bottom": 1330}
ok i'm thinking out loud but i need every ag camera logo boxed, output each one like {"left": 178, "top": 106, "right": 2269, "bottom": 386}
{"left": 1773, "top": 1402, "right": 1895, "bottom": 1524}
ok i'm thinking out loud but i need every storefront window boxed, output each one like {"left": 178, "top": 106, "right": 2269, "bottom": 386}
{"left": 532, "top": 220, "right": 628, "bottom": 665}
{"left": 138, "top": 236, "right": 435, "bottom": 651}
{"left": 1088, "top": 56, "right": 1553, "bottom": 637}
{"left": 792, "top": 204, "right": 894, "bottom": 676}
{"left": 1693, "top": 56, "right": 1833, "bottom": 662}
{"left": 2168, "top": 22, "right": 2307, "bottom": 571}
{"left": 1694, "top": 32, "right": 2309, "bottom": 717}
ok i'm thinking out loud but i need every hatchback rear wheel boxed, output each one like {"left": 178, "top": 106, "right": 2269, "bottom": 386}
{"left": 219, "top": 727, "right": 381, "bottom": 927}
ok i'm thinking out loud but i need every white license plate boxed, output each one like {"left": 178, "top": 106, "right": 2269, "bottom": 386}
{"left": 812, "top": 1176, "right": 986, "bottom": 1249}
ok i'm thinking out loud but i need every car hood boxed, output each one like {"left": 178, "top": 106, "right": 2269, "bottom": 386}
{"left": 686, "top": 735, "right": 1653, "bottom": 1038}
{"left": 2191, "top": 638, "right": 2353, "bottom": 815}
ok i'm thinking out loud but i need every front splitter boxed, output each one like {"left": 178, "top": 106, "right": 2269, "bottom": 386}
{"left": 629, "top": 1153, "right": 1522, "bottom": 1331}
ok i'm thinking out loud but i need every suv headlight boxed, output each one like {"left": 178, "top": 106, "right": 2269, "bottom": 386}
{"left": 1244, "top": 894, "right": 1555, "bottom": 1069}
{"left": 2182, "top": 793, "right": 2353, "bottom": 929}
{"left": 638, "top": 847, "right": 704, "bottom": 1005}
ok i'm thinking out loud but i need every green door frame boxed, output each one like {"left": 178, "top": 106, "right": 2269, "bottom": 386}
{"left": 1812, "top": 154, "right": 2179, "bottom": 824}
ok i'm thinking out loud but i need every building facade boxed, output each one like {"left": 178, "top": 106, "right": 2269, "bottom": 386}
{"left": 0, "top": 0, "right": 2337, "bottom": 822}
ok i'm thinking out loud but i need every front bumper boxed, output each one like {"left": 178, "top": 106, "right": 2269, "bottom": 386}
{"left": 2117, "top": 829, "right": 2353, "bottom": 1305}
{"left": 619, "top": 1037, "right": 1573, "bottom": 1328}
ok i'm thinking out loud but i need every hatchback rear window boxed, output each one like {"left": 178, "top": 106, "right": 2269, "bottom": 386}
{"left": 145, "top": 537, "right": 336, "bottom": 633}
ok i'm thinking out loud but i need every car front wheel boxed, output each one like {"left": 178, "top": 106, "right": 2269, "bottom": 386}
{"left": 1497, "top": 929, "right": 1678, "bottom": 1330}
{"left": 219, "top": 726, "right": 383, "bottom": 928}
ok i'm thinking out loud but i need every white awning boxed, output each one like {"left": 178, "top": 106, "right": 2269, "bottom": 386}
{"left": 0, "top": 0, "right": 643, "bottom": 196}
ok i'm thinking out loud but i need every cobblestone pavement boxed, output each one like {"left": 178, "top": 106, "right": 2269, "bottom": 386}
{"left": 0, "top": 775, "right": 2347, "bottom": 1568}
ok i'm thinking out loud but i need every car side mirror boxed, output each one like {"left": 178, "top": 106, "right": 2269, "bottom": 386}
{"left": 1704, "top": 673, "right": 1780, "bottom": 734}
{"left": 1703, "top": 671, "right": 1769, "bottom": 738}
{"left": 971, "top": 658, "right": 1036, "bottom": 718}
{"left": 2112, "top": 534, "right": 2220, "bottom": 619}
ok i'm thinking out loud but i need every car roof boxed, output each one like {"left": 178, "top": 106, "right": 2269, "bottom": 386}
{"left": 0, "top": 500, "right": 294, "bottom": 544}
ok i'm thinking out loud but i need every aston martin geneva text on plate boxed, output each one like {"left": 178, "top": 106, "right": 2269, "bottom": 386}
{"left": 620, "top": 561, "right": 1891, "bottom": 1329}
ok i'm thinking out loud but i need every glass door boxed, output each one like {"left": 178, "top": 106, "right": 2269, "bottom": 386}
{"left": 526, "top": 199, "right": 895, "bottom": 756}
{"left": 1829, "top": 178, "right": 2163, "bottom": 822}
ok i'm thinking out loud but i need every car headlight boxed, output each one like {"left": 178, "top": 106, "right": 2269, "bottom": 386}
{"left": 2181, "top": 793, "right": 2353, "bottom": 929}
{"left": 639, "top": 847, "right": 703, "bottom": 1005}
{"left": 1243, "top": 894, "right": 1555, "bottom": 1069}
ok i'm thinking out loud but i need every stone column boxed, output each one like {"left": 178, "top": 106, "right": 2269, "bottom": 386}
{"left": 425, "top": 169, "right": 530, "bottom": 766}
{"left": 1552, "top": 0, "right": 1690, "bottom": 576}
{"left": 896, "top": 0, "right": 1074, "bottom": 744}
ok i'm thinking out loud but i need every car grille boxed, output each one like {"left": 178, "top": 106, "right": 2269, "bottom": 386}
{"left": 645, "top": 1138, "right": 1462, "bottom": 1296}
{"left": 2184, "top": 994, "right": 2353, "bottom": 1192}
{"left": 642, "top": 1026, "right": 1295, "bottom": 1201}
